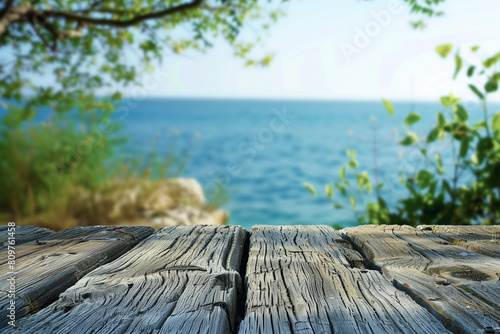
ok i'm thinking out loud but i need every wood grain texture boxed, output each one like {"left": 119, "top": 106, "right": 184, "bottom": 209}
{"left": 343, "top": 225, "right": 500, "bottom": 333}
{"left": 16, "top": 225, "right": 247, "bottom": 334}
{"left": 0, "top": 225, "right": 54, "bottom": 249}
{"left": 239, "top": 225, "right": 451, "bottom": 334}
{"left": 0, "top": 225, "right": 154, "bottom": 329}
{"left": 418, "top": 225, "right": 500, "bottom": 258}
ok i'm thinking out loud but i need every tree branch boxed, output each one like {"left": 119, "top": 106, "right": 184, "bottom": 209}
{"left": 45, "top": 0, "right": 203, "bottom": 28}
{"left": 0, "top": 1, "right": 31, "bottom": 37}
{"left": 0, "top": 0, "right": 14, "bottom": 20}
{"left": 38, "top": 20, "right": 60, "bottom": 51}
{"left": 28, "top": 20, "right": 50, "bottom": 49}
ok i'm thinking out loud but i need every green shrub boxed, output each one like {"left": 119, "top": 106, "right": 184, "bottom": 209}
{"left": 0, "top": 103, "right": 197, "bottom": 229}
{"left": 308, "top": 45, "right": 500, "bottom": 226}
{"left": 0, "top": 101, "right": 119, "bottom": 227}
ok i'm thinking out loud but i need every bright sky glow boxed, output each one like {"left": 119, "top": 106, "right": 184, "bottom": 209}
{"left": 131, "top": 0, "right": 500, "bottom": 101}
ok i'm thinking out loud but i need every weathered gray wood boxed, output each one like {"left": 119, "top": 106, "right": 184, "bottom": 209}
{"left": 17, "top": 225, "right": 247, "bottom": 334}
{"left": 0, "top": 225, "right": 154, "bottom": 329}
{"left": 418, "top": 225, "right": 500, "bottom": 258}
{"left": 0, "top": 225, "right": 54, "bottom": 249}
{"left": 239, "top": 225, "right": 451, "bottom": 334}
{"left": 343, "top": 225, "right": 500, "bottom": 333}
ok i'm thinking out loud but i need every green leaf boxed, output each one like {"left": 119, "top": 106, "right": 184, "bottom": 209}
{"left": 382, "top": 99, "right": 394, "bottom": 115}
{"left": 335, "top": 182, "right": 347, "bottom": 196}
{"left": 259, "top": 54, "right": 274, "bottom": 66}
{"left": 485, "top": 80, "right": 498, "bottom": 93}
{"left": 454, "top": 104, "right": 468, "bottom": 122}
{"left": 492, "top": 112, "right": 500, "bottom": 132}
{"left": 475, "top": 120, "right": 488, "bottom": 130}
{"left": 471, "top": 46, "right": 480, "bottom": 52}
{"left": 437, "top": 112, "right": 446, "bottom": 128}
{"left": 440, "top": 93, "right": 461, "bottom": 107}
{"left": 492, "top": 72, "right": 500, "bottom": 83}
{"left": 427, "top": 127, "right": 439, "bottom": 143}
{"left": 404, "top": 112, "right": 422, "bottom": 125}
{"left": 348, "top": 160, "right": 358, "bottom": 168}
{"left": 416, "top": 170, "right": 433, "bottom": 189}
{"left": 349, "top": 195, "right": 356, "bottom": 208}
{"left": 339, "top": 166, "right": 346, "bottom": 180}
{"left": 469, "top": 84, "right": 485, "bottom": 100}
{"left": 476, "top": 138, "right": 493, "bottom": 164}
{"left": 410, "top": 20, "right": 426, "bottom": 30}
{"left": 400, "top": 131, "right": 418, "bottom": 146}
{"left": 400, "top": 135, "right": 413, "bottom": 146}
{"left": 436, "top": 44, "right": 453, "bottom": 58}
{"left": 483, "top": 52, "right": 500, "bottom": 68}
{"left": 435, "top": 153, "right": 444, "bottom": 174}
{"left": 304, "top": 183, "right": 316, "bottom": 196}
{"left": 459, "top": 136, "right": 470, "bottom": 158}
{"left": 404, "top": 112, "right": 421, "bottom": 125}
{"left": 111, "top": 92, "right": 122, "bottom": 100}
{"left": 453, "top": 52, "right": 462, "bottom": 79}
{"left": 333, "top": 204, "right": 344, "bottom": 209}
{"left": 325, "top": 184, "right": 334, "bottom": 198}
{"left": 357, "top": 171, "right": 371, "bottom": 191}
{"left": 467, "top": 66, "right": 475, "bottom": 77}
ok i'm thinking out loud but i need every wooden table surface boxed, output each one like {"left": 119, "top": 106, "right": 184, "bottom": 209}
{"left": 1, "top": 224, "right": 499, "bottom": 333}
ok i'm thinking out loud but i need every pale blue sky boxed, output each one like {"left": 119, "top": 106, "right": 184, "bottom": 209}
{"left": 130, "top": 0, "right": 500, "bottom": 101}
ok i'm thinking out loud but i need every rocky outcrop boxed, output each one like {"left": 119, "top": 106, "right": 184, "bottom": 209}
{"left": 74, "top": 178, "right": 228, "bottom": 228}
{"left": 143, "top": 206, "right": 229, "bottom": 229}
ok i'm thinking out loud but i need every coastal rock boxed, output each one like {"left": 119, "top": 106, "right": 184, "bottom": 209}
{"left": 149, "top": 206, "right": 222, "bottom": 229}
{"left": 137, "top": 178, "right": 204, "bottom": 211}
{"left": 210, "top": 209, "right": 229, "bottom": 226}
{"left": 74, "top": 178, "right": 227, "bottom": 228}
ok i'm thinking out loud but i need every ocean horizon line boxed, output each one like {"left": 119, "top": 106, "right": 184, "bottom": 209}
{"left": 92, "top": 96, "right": 500, "bottom": 104}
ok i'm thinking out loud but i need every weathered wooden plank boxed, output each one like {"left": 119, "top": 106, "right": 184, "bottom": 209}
{"left": 418, "top": 225, "right": 500, "bottom": 258}
{"left": 239, "top": 225, "right": 451, "bottom": 334}
{"left": 0, "top": 225, "right": 54, "bottom": 249}
{"left": 343, "top": 225, "right": 500, "bottom": 333}
{"left": 0, "top": 225, "right": 154, "bottom": 329}
{"left": 16, "top": 225, "right": 247, "bottom": 334}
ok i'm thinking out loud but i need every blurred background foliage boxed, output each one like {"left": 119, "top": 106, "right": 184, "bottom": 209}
{"left": 0, "top": 0, "right": 289, "bottom": 226}
{"left": 308, "top": 46, "right": 500, "bottom": 226}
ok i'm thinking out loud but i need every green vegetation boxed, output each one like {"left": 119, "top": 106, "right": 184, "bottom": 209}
{"left": 308, "top": 46, "right": 500, "bottom": 226}
{"left": 0, "top": 105, "right": 196, "bottom": 228}
{"left": 0, "top": 0, "right": 288, "bottom": 227}
{"left": 0, "top": 0, "right": 287, "bottom": 117}
{"left": 0, "top": 106, "right": 116, "bottom": 226}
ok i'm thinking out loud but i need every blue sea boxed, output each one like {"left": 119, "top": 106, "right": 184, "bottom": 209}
{"left": 117, "top": 98, "right": 499, "bottom": 230}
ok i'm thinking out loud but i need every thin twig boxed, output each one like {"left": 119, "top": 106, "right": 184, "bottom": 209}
{"left": 28, "top": 20, "right": 50, "bottom": 48}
